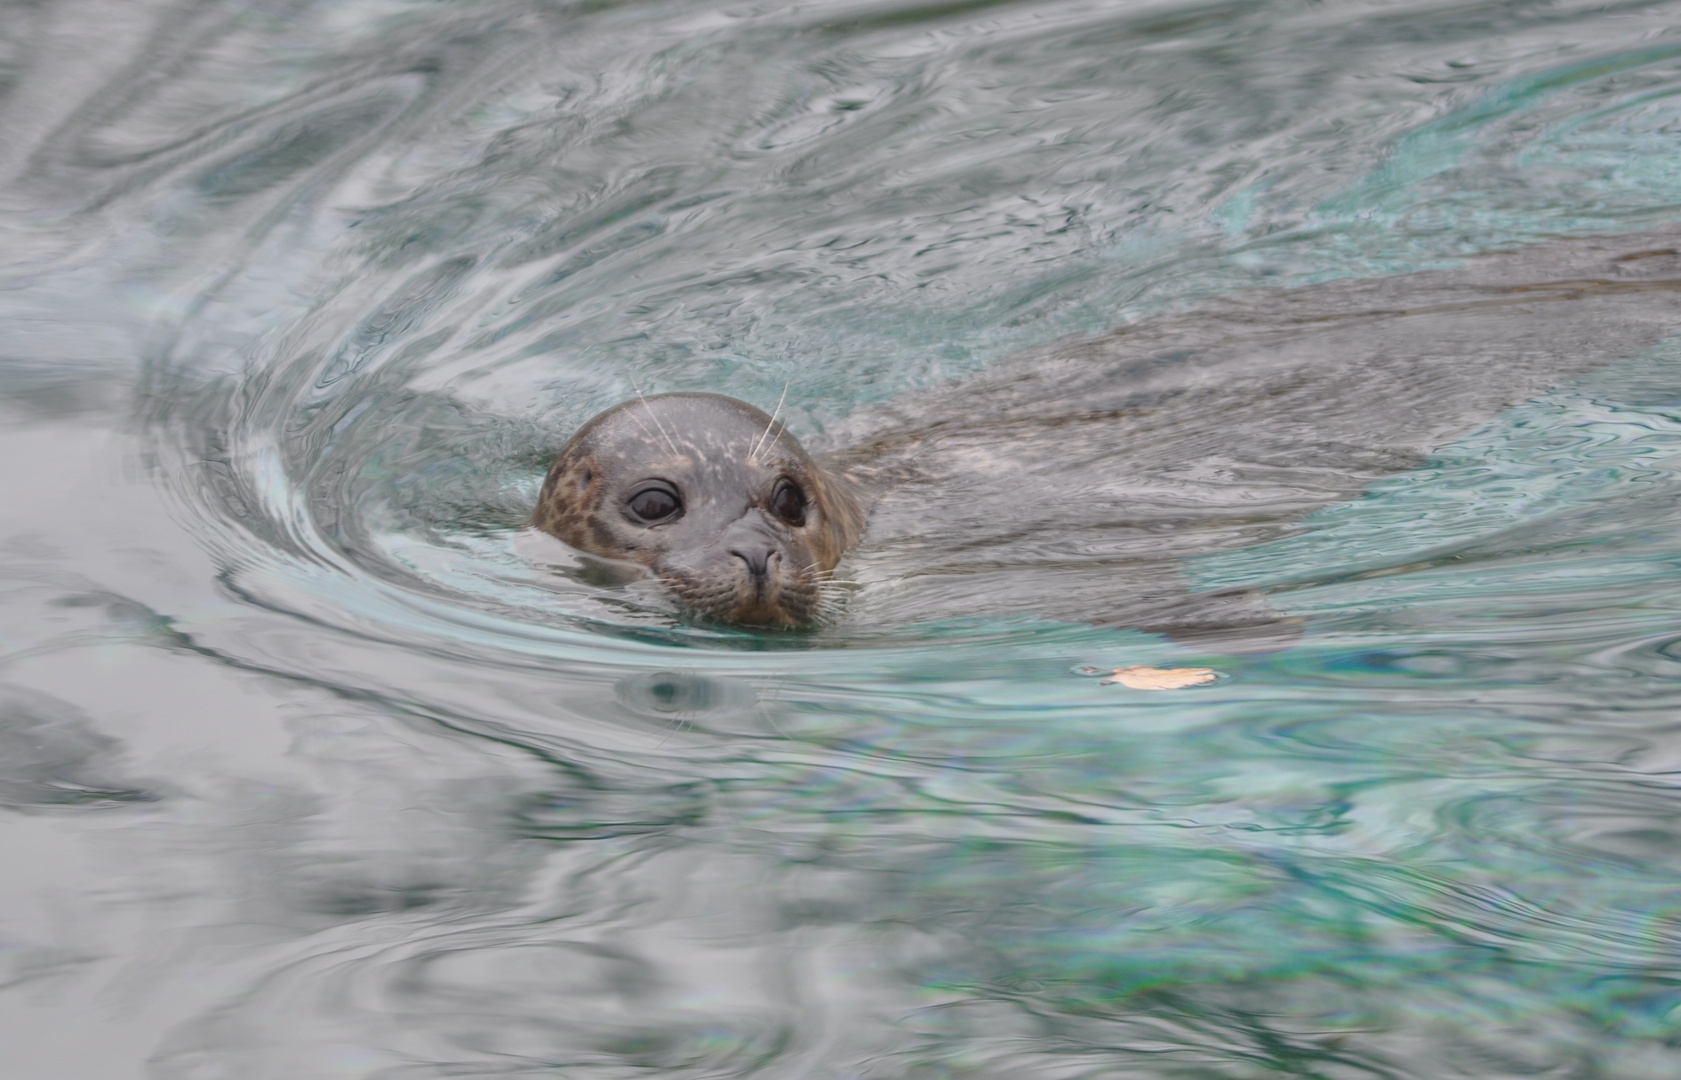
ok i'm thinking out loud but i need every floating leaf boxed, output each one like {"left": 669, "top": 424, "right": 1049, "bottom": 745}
{"left": 1098, "top": 666, "right": 1218, "bottom": 690}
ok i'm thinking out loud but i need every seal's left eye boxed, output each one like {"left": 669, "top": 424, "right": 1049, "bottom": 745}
{"left": 770, "top": 481, "right": 806, "bottom": 527}
{"left": 627, "top": 487, "right": 682, "bottom": 524}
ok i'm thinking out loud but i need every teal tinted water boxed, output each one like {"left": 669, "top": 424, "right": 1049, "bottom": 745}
{"left": 6, "top": 1, "right": 1681, "bottom": 1076}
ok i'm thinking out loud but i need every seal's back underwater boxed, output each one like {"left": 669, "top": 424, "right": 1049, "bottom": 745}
{"left": 539, "top": 230, "right": 1681, "bottom": 640}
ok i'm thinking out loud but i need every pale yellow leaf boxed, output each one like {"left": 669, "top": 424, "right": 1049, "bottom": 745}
{"left": 1099, "top": 666, "right": 1217, "bottom": 690}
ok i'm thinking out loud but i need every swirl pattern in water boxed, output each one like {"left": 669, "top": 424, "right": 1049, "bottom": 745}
{"left": 6, "top": 0, "right": 1681, "bottom": 1076}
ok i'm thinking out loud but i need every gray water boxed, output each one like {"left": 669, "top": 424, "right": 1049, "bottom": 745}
{"left": 8, "top": 1, "right": 1681, "bottom": 1076}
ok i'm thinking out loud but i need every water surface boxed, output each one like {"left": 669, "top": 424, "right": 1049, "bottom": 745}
{"left": 6, "top": 1, "right": 1681, "bottom": 1076}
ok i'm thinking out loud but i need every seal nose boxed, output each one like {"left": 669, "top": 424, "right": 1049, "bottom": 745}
{"left": 729, "top": 543, "right": 775, "bottom": 583}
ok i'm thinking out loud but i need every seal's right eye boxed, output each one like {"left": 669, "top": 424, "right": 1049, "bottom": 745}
{"left": 626, "top": 486, "right": 682, "bottom": 524}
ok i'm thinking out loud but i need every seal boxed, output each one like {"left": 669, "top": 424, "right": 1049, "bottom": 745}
{"left": 532, "top": 231, "right": 1681, "bottom": 641}
{"left": 533, "top": 393, "right": 864, "bottom": 628}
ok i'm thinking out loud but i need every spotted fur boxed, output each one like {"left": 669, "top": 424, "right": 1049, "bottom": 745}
{"left": 533, "top": 393, "right": 862, "bottom": 628}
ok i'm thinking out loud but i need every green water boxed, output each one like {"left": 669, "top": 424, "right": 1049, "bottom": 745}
{"left": 5, "top": 1, "right": 1681, "bottom": 1076}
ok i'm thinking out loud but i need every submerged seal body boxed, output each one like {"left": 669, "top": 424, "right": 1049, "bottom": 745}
{"left": 536, "top": 231, "right": 1681, "bottom": 640}
{"left": 533, "top": 393, "right": 863, "bottom": 627}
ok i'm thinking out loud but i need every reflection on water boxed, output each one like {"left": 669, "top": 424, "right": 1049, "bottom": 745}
{"left": 7, "top": 0, "right": 1681, "bottom": 1076}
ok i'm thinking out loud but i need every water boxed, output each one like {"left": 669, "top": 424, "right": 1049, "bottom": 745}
{"left": 7, "top": 0, "right": 1681, "bottom": 1075}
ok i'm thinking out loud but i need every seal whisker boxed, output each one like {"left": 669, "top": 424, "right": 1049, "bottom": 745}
{"left": 620, "top": 409, "right": 670, "bottom": 460}
{"left": 629, "top": 375, "right": 681, "bottom": 458}
{"left": 810, "top": 589, "right": 849, "bottom": 626}
{"left": 653, "top": 712, "right": 692, "bottom": 748}
{"left": 754, "top": 676, "right": 795, "bottom": 740}
{"left": 614, "top": 376, "right": 675, "bottom": 456}
{"left": 751, "top": 379, "right": 790, "bottom": 462}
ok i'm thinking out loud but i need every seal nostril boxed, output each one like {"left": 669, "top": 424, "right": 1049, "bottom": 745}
{"left": 730, "top": 547, "right": 774, "bottom": 581}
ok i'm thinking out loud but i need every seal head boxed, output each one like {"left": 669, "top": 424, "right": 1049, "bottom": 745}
{"left": 534, "top": 393, "right": 864, "bottom": 628}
